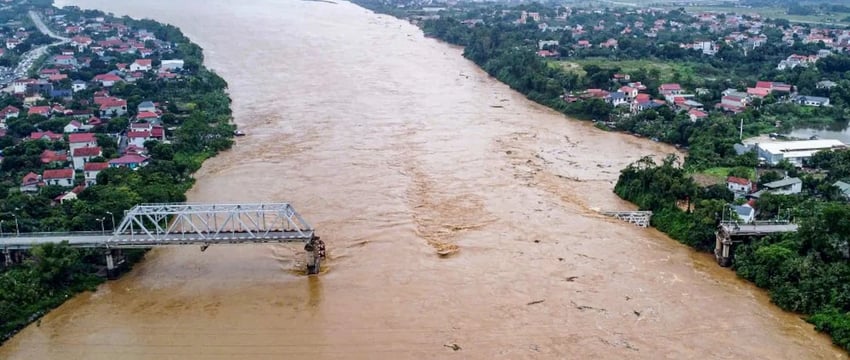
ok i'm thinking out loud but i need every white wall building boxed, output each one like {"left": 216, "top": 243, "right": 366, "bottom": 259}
{"left": 756, "top": 140, "right": 846, "bottom": 166}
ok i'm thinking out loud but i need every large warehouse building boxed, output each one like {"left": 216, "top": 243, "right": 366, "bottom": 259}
{"left": 756, "top": 139, "right": 846, "bottom": 166}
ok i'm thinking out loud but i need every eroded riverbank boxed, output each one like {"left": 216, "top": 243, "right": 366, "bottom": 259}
{"left": 1, "top": 0, "right": 844, "bottom": 358}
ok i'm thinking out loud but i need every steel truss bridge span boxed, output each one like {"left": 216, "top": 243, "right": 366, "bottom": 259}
{"left": 1, "top": 202, "right": 325, "bottom": 274}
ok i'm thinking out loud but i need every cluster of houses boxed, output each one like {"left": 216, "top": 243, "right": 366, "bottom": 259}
{"left": 505, "top": 6, "right": 850, "bottom": 62}
{"left": 726, "top": 174, "right": 804, "bottom": 223}
{"left": 2, "top": 10, "right": 183, "bottom": 203}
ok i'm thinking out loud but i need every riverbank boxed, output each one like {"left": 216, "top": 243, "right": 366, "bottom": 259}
{"left": 0, "top": 2, "right": 234, "bottom": 345}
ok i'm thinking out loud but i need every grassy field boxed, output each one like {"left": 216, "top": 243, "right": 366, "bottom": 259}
{"left": 676, "top": 6, "right": 850, "bottom": 26}
{"left": 554, "top": 58, "right": 705, "bottom": 83}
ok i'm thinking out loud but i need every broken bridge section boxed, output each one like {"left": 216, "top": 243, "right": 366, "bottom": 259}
{"left": 714, "top": 221, "right": 798, "bottom": 267}
{"left": 600, "top": 211, "right": 653, "bottom": 228}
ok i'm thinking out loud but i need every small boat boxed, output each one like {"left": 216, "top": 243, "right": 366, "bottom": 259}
{"left": 233, "top": 130, "right": 246, "bottom": 137}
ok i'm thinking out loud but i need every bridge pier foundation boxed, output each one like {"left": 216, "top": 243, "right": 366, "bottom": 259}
{"left": 3, "top": 249, "right": 11, "bottom": 267}
{"left": 104, "top": 250, "right": 126, "bottom": 279}
{"left": 304, "top": 236, "right": 325, "bottom": 275}
{"left": 714, "top": 230, "right": 733, "bottom": 267}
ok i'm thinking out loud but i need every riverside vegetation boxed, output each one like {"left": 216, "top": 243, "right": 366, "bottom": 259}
{"left": 0, "top": 2, "right": 234, "bottom": 342}
{"left": 352, "top": 0, "right": 850, "bottom": 352}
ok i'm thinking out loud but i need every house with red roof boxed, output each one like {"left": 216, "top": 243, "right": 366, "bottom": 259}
{"left": 54, "top": 184, "right": 86, "bottom": 204}
{"left": 72, "top": 146, "right": 102, "bottom": 170}
{"left": 1, "top": 105, "right": 19, "bottom": 120}
{"left": 747, "top": 87, "right": 771, "bottom": 98}
{"left": 30, "top": 131, "right": 63, "bottom": 141}
{"left": 99, "top": 98, "right": 127, "bottom": 118}
{"left": 659, "top": 83, "right": 683, "bottom": 95}
{"left": 69, "top": 132, "right": 97, "bottom": 151}
{"left": 64, "top": 119, "right": 84, "bottom": 133}
{"left": 727, "top": 176, "right": 753, "bottom": 196}
{"left": 41, "top": 149, "right": 68, "bottom": 164}
{"left": 42, "top": 168, "right": 75, "bottom": 187}
{"left": 130, "top": 59, "right": 153, "bottom": 72}
{"left": 94, "top": 73, "right": 123, "bottom": 87}
{"left": 575, "top": 40, "right": 591, "bottom": 48}
{"left": 688, "top": 108, "right": 708, "bottom": 122}
{"left": 109, "top": 154, "right": 149, "bottom": 169}
{"left": 28, "top": 106, "right": 51, "bottom": 117}
{"left": 20, "top": 172, "right": 40, "bottom": 193}
{"left": 618, "top": 86, "right": 638, "bottom": 100}
{"left": 136, "top": 111, "right": 160, "bottom": 122}
{"left": 84, "top": 162, "right": 109, "bottom": 185}
{"left": 53, "top": 54, "right": 77, "bottom": 67}
{"left": 71, "top": 35, "right": 93, "bottom": 49}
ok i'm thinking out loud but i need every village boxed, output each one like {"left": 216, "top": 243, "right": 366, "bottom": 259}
{"left": 0, "top": 7, "right": 187, "bottom": 206}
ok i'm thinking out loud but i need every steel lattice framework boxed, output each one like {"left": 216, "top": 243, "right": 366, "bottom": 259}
{"left": 0, "top": 203, "right": 316, "bottom": 249}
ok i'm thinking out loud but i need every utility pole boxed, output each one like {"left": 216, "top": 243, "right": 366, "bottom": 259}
{"left": 106, "top": 211, "right": 115, "bottom": 231}
{"left": 97, "top": 218, "right": 105, "bottom": 235}
{"left": 739, "top": 118, "right": 744, "bottom": 140}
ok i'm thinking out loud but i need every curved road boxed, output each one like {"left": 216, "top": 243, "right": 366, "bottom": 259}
{"left": 1, "top": 11, "right": 70, "bottom": 89}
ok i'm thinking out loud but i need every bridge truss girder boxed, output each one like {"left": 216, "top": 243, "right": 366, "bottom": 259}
{"left": 109, "top": 203, "right": 315, "bottom": 247}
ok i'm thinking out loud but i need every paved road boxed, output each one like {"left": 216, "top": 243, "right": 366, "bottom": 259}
{"left": 0, "top": 11, "right": 70, "bottom": 90}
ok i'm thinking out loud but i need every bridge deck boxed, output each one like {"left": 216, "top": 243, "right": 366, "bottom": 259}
{"left": 721, "top": 223, "right": 799, "bottom": 236}
{"left": 1, "top": 230, "right": 315, "bottom": 249}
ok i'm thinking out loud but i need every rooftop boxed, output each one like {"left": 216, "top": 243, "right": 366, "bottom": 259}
{"left": 757, "top": 139, "right": 846, "bottom": 154}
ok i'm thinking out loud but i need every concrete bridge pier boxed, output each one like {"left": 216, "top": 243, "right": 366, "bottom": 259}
{"left": 304, "top": 236, "right": 325, "bottom": 275}
{"left": 104, "top": 249, "right": 126, "bottom": 279}
{"left": 714, "top": 229, "right": 733, "bottom": 267}
{"left": 3, "top": 249, "right": 11, "bottom": 267}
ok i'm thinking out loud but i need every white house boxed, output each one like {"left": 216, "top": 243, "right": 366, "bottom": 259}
{"left": 727, "top": 176, "right": 753, "bottom": 196}
{"left": 72, "top": 146, "right": 102, "bottom": 170}
{"left": 732, "top": 204, "right": 755, "bottom": 224}
{"left": 84, "top": 162, "right": 108, "bottom": 186}
{"left": 64, "top": 120, "right": 84, "bottom": 133}
{"left": 160, "top": 59, "right": 184, "bottom": 71}
{"left": 68, "top": 132, "right": 97, "bottom": 151}
{"left": 42, "top": 168, "right": 74, "bottom": 187}
{"left": 129, "top": 59, "right": 153, "bottom": 72}
{"left": 72, "top": 80, "right": 87, "bottom": 92}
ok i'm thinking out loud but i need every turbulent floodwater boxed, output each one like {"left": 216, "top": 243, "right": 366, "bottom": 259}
{"left": 2, "top": 0, "right": 846, "bottom": 358}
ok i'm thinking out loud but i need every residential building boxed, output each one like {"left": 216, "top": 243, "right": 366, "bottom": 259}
{"left": 688, "top": 108, "right": 708, "bottom": 122}
{"left": 755, "top": 177, "right": 803, "bottom": 196}
{"left": 72, "top": 146, "right": 102, "bottom": 170}
{"left": 84, "top": 162, "right": 109, "bottom": 185}
{"left": 1, "top": 105, "right": 19, "bottom": 120}
{"left": 29, "top": 131, "right": 63, "bottom": 141}
{"left": 756, "top": 139, "right": 846, "bottom": 166}
{"left": 732, "top": 204, "right": 755, "bottom": 223}
{"left": 129, "top": 59, "right": 153, "bottom": 72}
{"left": 109, "top": 154, "right": 149, "bottom": 169}
{"left": 42, "top": 168, "right": 74, "bottom": 187}
{"left": 20, "top": 172, "right": 40, "bottom": 193}
{"left": 137, "top": 101, "right": 156, "bottom": 113}
{"left": 72, "top": 80, "right": 87, "bottom": 92}
{"left": 94, "top": 73, "right": 122, "bottom": 87}
{"left": 659, "top": 83, "right": 683, "bottom": 95}
{"left": 99, "top": 98, "right": 127, "bottom": 118}
{"left": 68, "top": 132, "right": 97, "bottom": 151}
{"left": 160, "top": 59, "right": 184, "bottom": 71}
{"left": 791, "top": 95, "right": 830, "bottom": 107}
{"left": 727, "top": 176, "right": 753, "bottom": 195}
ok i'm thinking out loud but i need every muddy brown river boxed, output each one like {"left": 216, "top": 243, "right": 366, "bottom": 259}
{"left": 2, "top": 0, "right": 846, "bottom": 358}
